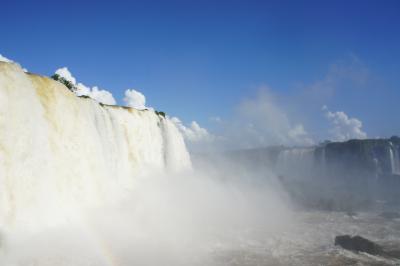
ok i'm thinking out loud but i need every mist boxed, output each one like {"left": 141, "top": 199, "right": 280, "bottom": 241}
{"left": 1, "top": 62, "right": 400, "bottom": 266}
{"left": 3, "top": 144, "right": 399, "bottom": 265}
{"left": 0, "top": 163, "right": 292, "bottom": 266}
{"left": 0, "top": 62, "right": 293, "bottom": 266}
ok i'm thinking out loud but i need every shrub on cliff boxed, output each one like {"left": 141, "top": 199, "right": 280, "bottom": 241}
{"left": 155, "top": 111, "right": 166, "bottom": 118}
{"left": 51, "top": 74, "right": 76, "bottom": 92}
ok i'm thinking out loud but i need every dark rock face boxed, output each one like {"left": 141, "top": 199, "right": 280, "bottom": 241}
{"left": 334, "top": 235, "right": 383, "bottom": 255}
{"left": 217, "top": 136, "right": 400, "bottom": 211}
{"left": 324, "top": 139, "right": 398, "bottom": 178}
{"left": 222, "top": 137, "right": 400, "bottom": 180}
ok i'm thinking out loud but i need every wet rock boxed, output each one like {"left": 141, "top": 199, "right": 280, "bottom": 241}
{"left": 334, "top": 235, "right": 383, "bottom": 255}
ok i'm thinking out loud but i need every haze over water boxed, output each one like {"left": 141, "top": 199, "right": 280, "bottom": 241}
{"left": 1, "top": 1, "right": 400, "bottom": 265}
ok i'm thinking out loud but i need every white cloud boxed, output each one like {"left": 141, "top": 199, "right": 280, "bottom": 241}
{"left": 288, "top": 124, "right": 314, "bottom": 145}
{"left": 322, "top": 106, "right": 367, "bottom": 141}
{"left": 55, "top": 67, "right": 76, "bottom": 84}
{"left": 170, "top": 88, "right": 315, "bottom": 151}
{"left": 171, "top": 117, "right": 213, "bottom": 143}
{"left": 87, "top": 86, "right": 116, "bottom": 105}
{"left": 123, "top": 89, "right": 146, "bottom": 109}
{"left": 180, "top": 88, "right": 315, "bottom": 151}
{"left": 75, "top": 82, "right": 116, "bottom": 105}
{"left": 0, "top": 54, "right": 13, "bottom": 63}
{"left": 75, "top": 82, "right": 90, "bottom": 95}
{"left": 231, "top": 89, "right": 314, "bottom": 147}
{"left": 0, "top": 54, "right": 28, "bottom": 72}
{"left": 54, "top": 67, "right": 116, "bottom": 105}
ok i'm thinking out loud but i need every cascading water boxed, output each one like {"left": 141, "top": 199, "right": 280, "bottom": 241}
{"left": 389, "top": 142, "right": 400, "bottom": 175}
{"left": 0, "top": 62, "right": 191, "bottom": 228}
{"left": 275, "top": 147, "right": 315, "bottom": 179}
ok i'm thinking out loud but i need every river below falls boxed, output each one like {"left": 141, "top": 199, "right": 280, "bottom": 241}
{"left": 208, "top": 210, "right": 400, "bottom": 266}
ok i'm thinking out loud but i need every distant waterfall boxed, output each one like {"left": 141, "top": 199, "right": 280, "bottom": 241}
{"left": 389, "top": 143, "right": 400, "bottom": 175}
{"left": 276, "top": 148, "right": 315, "bottom": 179}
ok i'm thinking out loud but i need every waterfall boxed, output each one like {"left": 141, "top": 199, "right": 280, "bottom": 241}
{"left": 389, "top": 142, "right": 400, "bottom": 175}
{"left": 276, "top": 147, "right": 315, "bottom": 179}
{"left": 0, "top": 62, "right": 191, "bottom": 227}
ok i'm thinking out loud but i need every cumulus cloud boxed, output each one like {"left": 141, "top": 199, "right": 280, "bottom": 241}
{"left": 90, "top": 87, "right": 116, "bottom": 105}
{"left": 0, "top": 54, "right": 28, "bottom": 72}
{"left": 123, "top": 89, "right": 146, "bottom": 109}
{"left": 230, "top": 89, "right": 314, "bottom": 147}
{"left": 77, "top": 84, "right": 116, "bottom": 105}
{"left": 54, "top": 67, "right": 116, "bottom": 105}
{"left": 171, "top": 117, "right": 214, "bottom": 143}
{"left": 55, "top": 67, "right": 76, "bottom": 84}
{"left": 0, "top": 54, "right": 13, "bottom": 63}
{"left": 288, "top": 124, "right": 312, "bottom": 143}
{"left": 322, "top": 105, "right": 367, "bottom": 141}
{"left": 177, "top": 88, "right": 314, "bottom": 151}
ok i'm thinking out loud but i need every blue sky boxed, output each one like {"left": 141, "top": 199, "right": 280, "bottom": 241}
{"left": 2, "top": 0, "right": 400, "bottom": 146}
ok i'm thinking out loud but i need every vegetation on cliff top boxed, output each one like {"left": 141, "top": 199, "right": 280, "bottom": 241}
{"left": 51, "top": 74, "right": 76, "bottom": 92}
{"left": 155, "top": 111, "right": 166, "bottom": 118}
{"left": 51, "top": 74, "right": 167, "bottom": 118}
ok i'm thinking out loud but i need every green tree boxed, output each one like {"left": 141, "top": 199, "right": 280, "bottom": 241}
{"left": 51, "top": 74, "right": 76, "bottom": 92}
